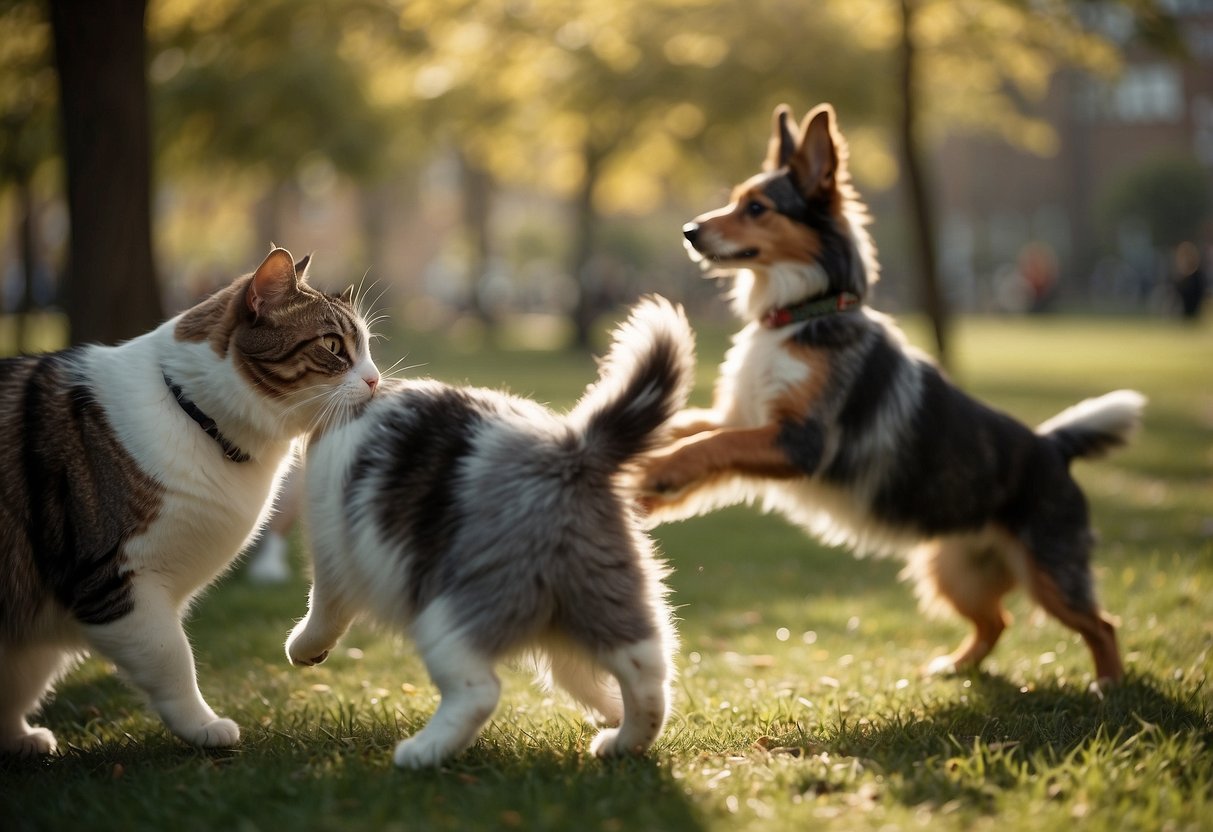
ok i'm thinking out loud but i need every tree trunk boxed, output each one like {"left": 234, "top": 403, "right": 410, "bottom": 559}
{"left": 898, "top": 0, "right": 950, "bottom": 366}
{"left": 456, "top": 150, "right": 495, "bottom": 325}
{"left": 49, "top": 0, "right": 162, "bottom": 345}
{"left": 15, "top": 173, "right": 36, "bottom": 353}
{"left": 569, "top": 140, "right": 604, "bottom": 350}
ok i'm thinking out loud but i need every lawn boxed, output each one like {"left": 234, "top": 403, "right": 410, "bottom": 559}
{"left": 2, "top": 311, "right": 1211, "bottom": 832}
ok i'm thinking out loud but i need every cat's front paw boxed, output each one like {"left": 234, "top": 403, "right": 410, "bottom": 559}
{"left": 590, "top": 727, "right": 648, "bottom": 758}
{"left": 181, "top": 717, "right": 241, "bottom": 748}
{"left": 1, "top": 726, "right": 58, "bottom": 756}
{"left": 286, "top": 622, "right": 334, "bottom": 667}
{"left": 393, "top": 734, "right": 452, "bottom": 769}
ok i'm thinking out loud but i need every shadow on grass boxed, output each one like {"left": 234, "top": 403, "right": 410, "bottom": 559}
{"left": 2, "top": 698, "right": 707, "bottom": 832}
{"left": 807, "top": 671, "right": 1213, "bottom": 812}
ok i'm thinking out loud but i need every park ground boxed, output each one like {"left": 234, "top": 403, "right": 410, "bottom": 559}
{"left": 1, "top": 311, "right": 1211, "bottom": 832}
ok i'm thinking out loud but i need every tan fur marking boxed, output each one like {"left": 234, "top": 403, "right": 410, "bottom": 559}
{"left": 1026, "top": 567, "right": 1123, "bottom": 683}
{"left": 700, "top": 181, "right": 824, "bottom": 268}
{"left": 910, "top": 534, "right": 1016, "bottom": 672}
{"left": 641, "top": 423, "right": 800, "bottom": 498}
{"left": 174, "top": 278, "right": 247, "bottom": 357}
{"left": 772, "top": 342, "right": 831, "bottom": 419}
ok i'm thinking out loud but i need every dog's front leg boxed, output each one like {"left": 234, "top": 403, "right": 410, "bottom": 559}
{"left": 640, "top": 424, "right": 801, "bottom": 498}
{"left": 665, "top": 407, "right": 723, "bottom": 441}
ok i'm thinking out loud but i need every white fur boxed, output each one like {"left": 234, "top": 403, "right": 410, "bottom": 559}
{"left": 288, "top": 297, "right": 691, "bottom": 767}
{"left": 730, "top": 263, "right": 830, "bottom": 322}
{"left": 290, "top": 394, "right": 676, "bottom": 768}
{"left": 4, "top": 312, "right": 376, "bottom": 754}
{"left": 1036, "top": 389, "right": 1147, "bottom": 447}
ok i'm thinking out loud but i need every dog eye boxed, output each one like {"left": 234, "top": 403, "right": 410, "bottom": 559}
{"left": 321, "top": 336, "right": 345, "bottom": 356}
{"left": 745, "top": 200, "right": 767, "bottom": 218}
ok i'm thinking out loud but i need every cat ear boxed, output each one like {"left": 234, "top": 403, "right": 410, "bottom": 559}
{"left": 339, "top": 284, "right": 354, "bottom": 304}
{"left": 247, "top": 248, "right": 299, "bottom": 317}
{"left": 294, "top": 253, "right": 312, "bottom": 280}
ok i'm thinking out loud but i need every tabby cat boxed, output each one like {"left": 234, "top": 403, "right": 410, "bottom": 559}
{"left": 0, "top": 247, "right": 379, "bottom": 754}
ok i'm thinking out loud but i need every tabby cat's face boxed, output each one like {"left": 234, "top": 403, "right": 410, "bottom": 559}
{"left": 177, "top": 248, "right": 381, "bottom": 433}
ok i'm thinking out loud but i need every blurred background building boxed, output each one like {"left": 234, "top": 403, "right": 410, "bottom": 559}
{"left": 933, "top": 0, "right": 1213, "bottom": 314}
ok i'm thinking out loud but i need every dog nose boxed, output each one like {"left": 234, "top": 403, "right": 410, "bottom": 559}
{"left": 682, "top": 222, "right": 699, "bottom": 245}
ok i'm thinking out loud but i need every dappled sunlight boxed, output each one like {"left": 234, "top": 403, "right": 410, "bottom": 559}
{"left": 4, "top": 0, "right": 1211, "bottom": 829}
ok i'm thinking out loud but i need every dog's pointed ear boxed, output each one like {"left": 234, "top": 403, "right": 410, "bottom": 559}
{"left": 790, "top": 103, "right": 841, "bottom": 196}
{"left": 764, "top": 104, "right": 797, "bottom": 171}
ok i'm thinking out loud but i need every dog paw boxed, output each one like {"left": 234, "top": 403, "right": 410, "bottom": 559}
{"left": 182, "top": 717, "right": 240, "bottom": 748}
{"left": 923, "top": 654, "right": 958, "bottom": 677}
{"left": 1, "top": 727, "right": 58, "bottom": 756}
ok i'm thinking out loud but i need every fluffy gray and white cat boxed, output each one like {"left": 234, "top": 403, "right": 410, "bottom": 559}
{"left": 286, "top": 297, "right": 694, "bottom": 767}
{"left": 0, "top": 248, "right": 379, "bottom": 755}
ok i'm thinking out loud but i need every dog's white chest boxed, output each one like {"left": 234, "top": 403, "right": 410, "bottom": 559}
{"left": 718, "top": 325, "right": 809, "bottom": 427}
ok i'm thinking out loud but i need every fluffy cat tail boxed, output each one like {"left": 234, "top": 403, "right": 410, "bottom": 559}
{"left": 1037, "top": 389, "right": 1147, "bottom": 461}
{"left": 567, "top": 295, "right": 696, "bottom": 469}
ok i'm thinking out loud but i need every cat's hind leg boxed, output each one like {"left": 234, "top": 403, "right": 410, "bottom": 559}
{"left": 393, "top": 599, "right": 501, "bottom": 769}
{"left": 545, "top": 642, "right": 624, "bottom": 726}
{"left": 0, "top": 642, "right": 71, "bottom": 755}
{"left": 83, "top": 586, "right": 239, "bottom": 748}
{"left": 588, "top": 637, "right": 671, "bottom": 758}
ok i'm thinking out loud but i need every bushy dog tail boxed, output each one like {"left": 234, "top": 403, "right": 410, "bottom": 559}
{"left": 1037, "top": 389, "right": 1146, "bottom": 462}
{"left": 567, "top": 295, "right": 696, "bottom": 470}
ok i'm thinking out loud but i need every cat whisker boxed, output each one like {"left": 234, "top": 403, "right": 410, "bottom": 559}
{"left": 362, "top": 282, "right": 391, "bottom": 317}
{"left": 281, "top": 385, "right": 349, "bottom": 421}
{"left": 301, "top": 391, "right": 340, "bottom": 438}
{"left": 352, "top": 272, "right": 378, "bottom": 312}
{"left": 379, "top": 354, "right": 425, "bottom": 380}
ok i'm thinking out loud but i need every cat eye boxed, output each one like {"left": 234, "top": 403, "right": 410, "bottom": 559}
{"left": 321, "top": 336, "right": 345, "bottom": 356}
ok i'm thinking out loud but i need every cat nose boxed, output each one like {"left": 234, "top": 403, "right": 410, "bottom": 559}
{"left": 364, "top": 373, "right": 380, "bottom": 393}
{"left": 682, "top": 222, "right": 699, "bottom": 245}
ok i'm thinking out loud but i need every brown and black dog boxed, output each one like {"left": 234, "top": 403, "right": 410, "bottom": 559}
{"left": 638, "top": 103, "right": 1144, "bottom": 684}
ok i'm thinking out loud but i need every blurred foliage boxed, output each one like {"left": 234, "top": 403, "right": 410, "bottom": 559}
{"left": 1, "top": 0, "right": 1183, "bottom": 196}
{"left": 0, "top": 0, "right": 1187, "bottom": 298}
{"left": 149, "top": 0, "right": 410, "bottom": 182}
{"left": 0, "top": 0, "right": 57, "bottom": 183}
{"left": 1098, "top": 154, "right": 1213, "bottom": 249}
{"left": 0, "top": 0, "right": 1174, "bottom": 207}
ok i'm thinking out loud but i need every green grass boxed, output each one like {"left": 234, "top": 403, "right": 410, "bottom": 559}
{"left": 3, "top": 312, "right": 1211, "bottom": 831}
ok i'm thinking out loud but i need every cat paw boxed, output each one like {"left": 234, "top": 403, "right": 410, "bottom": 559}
{"left": 590, "top": 727, "right": 649, "bottom": 758}
{"left": 180, "top": 717, "right": 241, "bottom": 748}
{"left": 285, "top": 626, "right": 333, "bottom": 667}
{"left": 1, "top": 727, "right": 58, "bottom": 756}
{"left": 393, "top": 735, "right": 453, "bottom": 769}
{"left": 288, "top": 647, "right": 329, "bottom": 667}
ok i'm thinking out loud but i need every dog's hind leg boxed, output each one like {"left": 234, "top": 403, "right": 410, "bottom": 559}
{"left": 1019, "top": 540, "right": 1123, "bottom": 684}
{"left": 905, "top": 533, "right": 1016, "bottom": 675}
